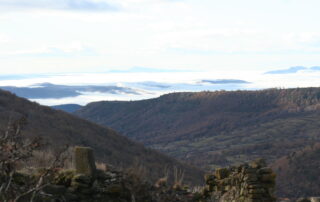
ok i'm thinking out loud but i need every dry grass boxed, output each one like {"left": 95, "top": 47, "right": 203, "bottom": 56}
{"left": 20, "top": 146, "right": 73, "bottom": 174}
{"left": 173, "top": 166, "right": 185, "bottom": 187}
{"left": 95, "top": 162, "right": 108, "bottom": 171}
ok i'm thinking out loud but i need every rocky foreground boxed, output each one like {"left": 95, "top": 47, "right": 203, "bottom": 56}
{"left": 1, "top": 146, "right": 319, "bottom": 202}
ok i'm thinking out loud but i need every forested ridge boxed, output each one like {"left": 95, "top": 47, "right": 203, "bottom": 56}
{"left": 75, "top": 88, "right": 320, "bottom": 168}
{"left": 75, "top": 87, "right": 320, "bottom": 197}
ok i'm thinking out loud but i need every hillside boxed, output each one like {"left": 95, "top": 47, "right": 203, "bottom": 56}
{"left": 272, "top": 143, "right": 320, "bottom": 198}
{"left": 0, "top": 89, "right": 204, "bottom": 185}
{"left": 75, "top": 88, "right": 320, "bottom": 170}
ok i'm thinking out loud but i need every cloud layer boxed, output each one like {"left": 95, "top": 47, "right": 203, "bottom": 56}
{"left": 0, "top": 0, "right": 117, "bottom": 11}
{"left": 1, "top": 67, "right": 320, "bottom": 106}
{"left": 1, "top": 0, "right": 320, "bottom": 74}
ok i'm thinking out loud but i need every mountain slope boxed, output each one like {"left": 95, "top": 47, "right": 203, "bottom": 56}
{"left": 0, "top": 90, "right": 203, "bottom": 185}
{"left": 272, "top": 143, "right": 320, "bottom": 198}
{"left": 75, "top": 88, "right": 320, "bottom": 169}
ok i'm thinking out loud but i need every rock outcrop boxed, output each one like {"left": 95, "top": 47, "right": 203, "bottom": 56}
{"left": 8, "top": 147, "right": 318, "bottom": 202}
{"left": 13, "top": 147, "right": 194, "bottom": 202}
{"left": 202, "top": 159, "right": 276, "bottom": 202}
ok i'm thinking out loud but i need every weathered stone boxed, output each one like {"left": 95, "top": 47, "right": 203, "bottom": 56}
{"left": 73, "top": 174, "right": 92, "bottom": 184}
{"left": 80, "top": 187, "right": 94, "bottom": 195}
{"left": 248, "top": 184, "right": 262, "bottom": 189}
{"left": 248, "top": 188, "right": 266, "bottom": 194}
{"left": 105, "top": 184, "right": 123, "bottom": 195}
{"left": 250, "top": 158, "right": 267, "bottom": 169}
{"left": 64, "top": 193, "right": 79, "bottom": 201}
{"left": 215, "top": 168, "right": 230, "bottom": 179}
{"left": 203, "top": 159, "right": 276, "bottom": 202}
{"left": 258, "top": 167, "right": 273, "bottom": 174}
{"left": 247, "top": 193, "right": 263, "bottom": 199}
{"left": 73, "top": 146, "right": 96, "bottom": 176}
{"left": 244, "top": 167, "right": 257, "bottom": 174}
{"left": 205, "top": 174, "right": 216, "bottom": 184}
{"left": 244, "top": 174, "right": 258, "bottom": 182}
{"left": 54, "top": 169, "right": 75, "bottom": 186}
{"left": 310, "top": 197, "right": 320, "bottom": 202}
{"left": 42, "top": 185, "right": 67, "bottom": 195}
{"left": 260, "top": 173, "right": 276, "bottom": 182}
{"left": 296, "top": 198, "right": 311, "bottom": 202}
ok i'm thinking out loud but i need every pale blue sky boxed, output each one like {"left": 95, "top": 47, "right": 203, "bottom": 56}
{"left": 1, "top": 0, "right": 320, "bottom": 74}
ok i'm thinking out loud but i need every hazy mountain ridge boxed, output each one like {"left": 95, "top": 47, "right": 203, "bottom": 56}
{"left": 201, "top": 79, "right": 250, "bottom": 84}
{"left": 0, "top": 89, "right": 204, "bottom": 185}
{"left": 0, "top": 83, "right": 139, "bottom": 99}
{"left": 265, "top": 66, "right": 320, "bottom": 74}
{"left": 52, "top": 104, "right": 83, "bottom": 113}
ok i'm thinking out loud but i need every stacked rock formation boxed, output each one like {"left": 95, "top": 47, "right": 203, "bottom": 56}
{"left": 203, "top": 159, "right": 276, "bottom": 202}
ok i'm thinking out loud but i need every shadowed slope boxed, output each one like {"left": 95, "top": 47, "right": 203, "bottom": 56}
{"left": 0, "top": 90, "right": 204, "bottom": 185}
{"left": 272, "top": 143, "right": 320, "bottom": 198}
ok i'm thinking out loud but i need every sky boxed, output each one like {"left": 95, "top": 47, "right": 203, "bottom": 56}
{"left": 1, "top": 0, "right": 320, "bottom": 74}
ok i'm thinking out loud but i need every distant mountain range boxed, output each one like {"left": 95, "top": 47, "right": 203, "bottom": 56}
{"left": 0, "top": 89, "right": 203, "bottom": 185}
{"left": 0, "top": 83, "right": 139, "bottom": 99}
{"left": 2, "top": 66, "right": 320, "bottom": 106}
{"left": 0, "top": 80, "right": 251, "bottom": 102}
{"left": 265, "top": 66, "right": 320, "bottom": 74}
{"left": 201, "top": 79, "right": 250, "bottom": 84}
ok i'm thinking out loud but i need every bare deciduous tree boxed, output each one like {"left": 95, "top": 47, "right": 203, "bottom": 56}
{"left": 0, "top": 117, "right": 68, "bottom": 202}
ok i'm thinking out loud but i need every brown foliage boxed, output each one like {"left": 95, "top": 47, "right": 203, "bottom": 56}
{"left": 0, "top": 117, "right": 41, "bottom": 201}
{"left": 75, "top": 88, "right": 320, "bottom": 169}
{"left": 272, "top": 143, "right": 320, "bottom": 198}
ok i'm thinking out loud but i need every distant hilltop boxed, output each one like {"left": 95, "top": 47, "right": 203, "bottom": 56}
{"left": 265, "top": 66, "right": 320, "bottom": 74}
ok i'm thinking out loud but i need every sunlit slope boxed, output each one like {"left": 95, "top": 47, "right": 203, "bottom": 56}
{"left": 75, "top": 88, "right": 320, "bottom": 169}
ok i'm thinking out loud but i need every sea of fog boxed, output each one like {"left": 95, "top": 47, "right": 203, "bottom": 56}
{"left": 0, "top": 70, "right": 320, "bottom": 106}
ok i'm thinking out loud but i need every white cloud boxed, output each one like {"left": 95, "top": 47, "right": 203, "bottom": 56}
{"left": 0, "top": 34, "right": 10, "bottom": 44}
{"left": 150, "top": 28, "right": 320, "bottom": 54}
{"left": 282, "top": 32, "right": 320, "bottom": 50}
{"left": 1, "top": 0, "right": 320, "bottom": 74}
{"left": 0, "top": 0, "right": 117, "bottom": 11}
{"left": 3, "top": 69, "right": 320, "bottom": 106}
{"left": 0, "top": 42, "right": 95, "bottom": 57}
